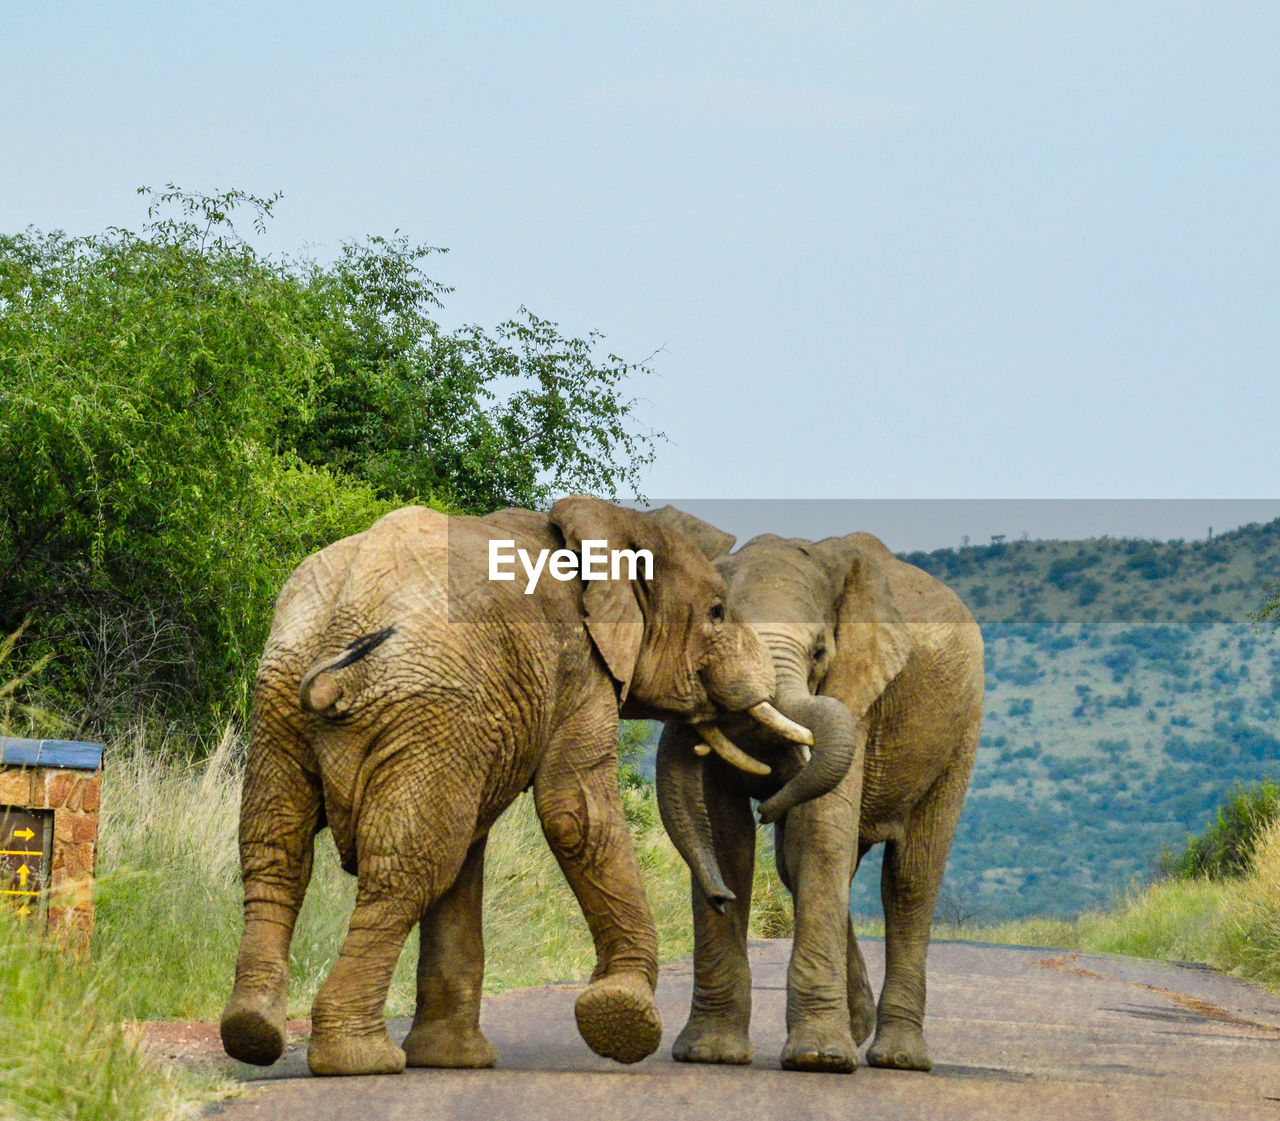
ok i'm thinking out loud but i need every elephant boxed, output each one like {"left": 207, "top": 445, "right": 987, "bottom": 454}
{"left": 219, "top": 496, "right": 835, "bottom": 1077}
{"left": 652, "top": 517, "right": 983, "bottom": 1074}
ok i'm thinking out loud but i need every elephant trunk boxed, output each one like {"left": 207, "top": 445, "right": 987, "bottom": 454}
{"left": 755, "top": 691, "right": 859, "bottom": 823}
{"left": 657, "top": 630, "right": 860, "bottom": 909}
{"left": 743, "top": 626, "right": 860, "bottom": 823}
{"left": 655, "top": 723, "right": 735, "bottom": 913}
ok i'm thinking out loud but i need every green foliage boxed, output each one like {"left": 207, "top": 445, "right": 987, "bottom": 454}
{"left": 617, "top": 720, "right": 657, "bottom": 831}
{"left": 616, "top": 720, "right": 652, "bottom": 789}
{"left": 0, "top": 187, "right": 661, "bottom": 731}
{"left": 0, "top": 188, "right": 387, "bottom": 727}
{"left": 0, "top": 623, "right": 65, "bottom": 736}
{"left": 1161, "top": 779, "right": 1280, "bottom": 881}
{"left": 296, "top": 235, "right": 660, "bottom": 513}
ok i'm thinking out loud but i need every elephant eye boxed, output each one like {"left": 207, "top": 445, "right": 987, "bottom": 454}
{"left": 709, "top": 601, "right": 726, "bottom": 625}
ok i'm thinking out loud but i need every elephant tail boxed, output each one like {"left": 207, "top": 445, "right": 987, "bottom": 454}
{"left": 298, "top": 626, "right": 396, "bottom": 717}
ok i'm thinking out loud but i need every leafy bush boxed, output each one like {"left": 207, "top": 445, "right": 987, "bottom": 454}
{"left": 1161, "top": 779, "right": 1280, "bottom": 880}
{"left": 1, "top": 187, "right": 660, "bottom": 733}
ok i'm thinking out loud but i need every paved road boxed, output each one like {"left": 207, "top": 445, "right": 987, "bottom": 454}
{"left": 216, "top": 939, "right": 1280, "bottom": 1120}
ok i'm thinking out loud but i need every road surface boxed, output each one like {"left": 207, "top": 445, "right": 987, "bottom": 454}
{"left": 214, "top": 938, "right": 1280, "bottom": 1120}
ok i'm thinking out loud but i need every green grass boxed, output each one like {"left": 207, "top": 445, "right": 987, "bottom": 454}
{"left": 0, "top": 901, "right": 233, "bottom": 1121}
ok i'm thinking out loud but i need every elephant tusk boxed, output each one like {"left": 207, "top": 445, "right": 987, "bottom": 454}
{"left": 747, "top": 701, "right": 815, "bottom": 746}
{"left": 695, "top": 723, "right": 772, "bottom": 776}
{"left": 693, "top": 741, "right": 711, "bottom": 756}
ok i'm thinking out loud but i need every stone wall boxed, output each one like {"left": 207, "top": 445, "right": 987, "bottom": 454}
{"left": 0, "top": 763, "right": 101, "bottom": 942}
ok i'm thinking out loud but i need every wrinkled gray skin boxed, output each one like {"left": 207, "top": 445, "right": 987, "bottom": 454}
{"left": 220, "top": 496, "right": 833, "bottom": 1077}
{"left": 654, "top": 520, "right": 983, "bottom": 1074}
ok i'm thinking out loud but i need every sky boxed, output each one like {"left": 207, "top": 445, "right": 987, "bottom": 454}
{"left": 4, "top": 3, "right": 1280, "bottom": 549}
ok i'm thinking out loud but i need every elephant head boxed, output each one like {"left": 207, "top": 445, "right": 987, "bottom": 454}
{"left": 651, "top": 516, "right": 912, "bottom": 910}
{"left": 548, "top": 496, "right": 807, "bottom": 735}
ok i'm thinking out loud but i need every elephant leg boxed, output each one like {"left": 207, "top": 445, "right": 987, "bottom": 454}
{"left": 868, "top": 746, "right": 975, "bottom": 1072}
{"left": 534, "top": 713, "right": 662, "bottom": 1065}
{"left": 779, "top": 762, "right": 863, "bottom": 1074}
{"left": 308, "top": 753, "right": 476, "bottom": 1077}
{"left": 673, "top": 771, "right": 755, "bottom": 1065}
{"left": 221, "top": 701, "right": 322, "bottom": 1066}
{"left": 402, "top": 835, "right": 497, "bottom": 1068}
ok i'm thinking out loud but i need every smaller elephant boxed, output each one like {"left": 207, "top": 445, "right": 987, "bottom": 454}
{"left": 220, "top": 497, "right": 825, "bottom": 1076}
{"left": 655, "top": 521, "right": 983, "bottom": 1074}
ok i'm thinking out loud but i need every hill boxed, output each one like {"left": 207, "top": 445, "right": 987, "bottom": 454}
{"left": 883, "top": 517, "right": 1280, "bottom": 920}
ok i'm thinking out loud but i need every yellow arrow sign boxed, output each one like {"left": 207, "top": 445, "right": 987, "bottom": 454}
{"left": 13, "top": 828, "right": 34, "bottom": 842}
{"left": 17, "top": 864, "right": 30, "bottom": 888}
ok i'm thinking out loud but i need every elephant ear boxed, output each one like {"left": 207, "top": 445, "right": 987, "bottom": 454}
{"left": 550, "top": 495, "right": 649, "bottom": 703}
{"left": 643, "top": 505, "right": 736, "bottom": 562}
{"left": 815, "top": 533, "right": 913, "bottom": 720}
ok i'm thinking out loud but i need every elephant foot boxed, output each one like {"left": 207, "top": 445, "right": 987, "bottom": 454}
{"left": 220, "top": 988, "right": 287, "bottom": 1066}
{"left": 307, "top": 1027, "right": 406, "bottom": 1076}
{"left": 672, "top": 1016, "right": 752, "bottom": 1065}
{"left": 780, "top": 1021, "right": 858, "bottom": 1074}
{"left": 867, "top": 1019, "right": 932, "bottom": 1072}
{"left": 574, "top": 972, "right": 663, "bottom": 1064}
{"left": 403, "top": 1020, "right": 497, "bottom": 1068}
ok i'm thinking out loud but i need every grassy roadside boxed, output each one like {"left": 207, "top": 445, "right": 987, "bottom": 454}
{"left": 0, "top": 905, "right": 232, "bottom": 1121}
{"left": 937, "top": 814, "right": 1280, "bottom": 993}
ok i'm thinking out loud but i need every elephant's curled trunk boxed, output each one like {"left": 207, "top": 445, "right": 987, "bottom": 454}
{"left": 755, "top": 692, "right": 861, "bottom": 823}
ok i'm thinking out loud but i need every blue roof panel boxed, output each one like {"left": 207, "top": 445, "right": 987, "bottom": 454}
{"left": 0, "top": 738, "right": 104, "bottom": 771}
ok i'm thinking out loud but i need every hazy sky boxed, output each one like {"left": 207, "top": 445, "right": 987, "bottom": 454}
{"left": 5, "top": 4, "right": 1279, "bottom": 548}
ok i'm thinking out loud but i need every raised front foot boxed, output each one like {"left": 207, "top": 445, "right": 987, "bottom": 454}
{"left": 866, "top": 1018, "right": 932, "bottom": 1071}
{"left": 403, "top": 1021, "right": 497, "bottom": 1068}
{"left": 780, "top": 1020, "right": 858, "bottom": 1074}
{"left": 307, "top": 1027, "right": 407, "bottom": 1076}
{"left": 574, "top": 972, "right": 663, "bottom": 1064}
{"left": 221, "top": 988, "right": 287, "bottom": 1066}
{"left": 672, "top": 1015, "right": 752, "bottom": 1065}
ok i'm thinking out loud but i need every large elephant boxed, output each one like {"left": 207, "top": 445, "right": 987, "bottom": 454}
{"left": 219, "top": 497, "right": 831, "bottom": 1077}
{"left": 653, "top": 519, "right": 983, "bottom": 1074}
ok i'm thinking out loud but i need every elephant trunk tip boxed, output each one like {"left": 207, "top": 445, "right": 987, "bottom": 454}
{"left": 756, "top": 801, "right": 784, "bottom": 826}
{"left": 707, "top": 889, "right": 735, "bottom": 914}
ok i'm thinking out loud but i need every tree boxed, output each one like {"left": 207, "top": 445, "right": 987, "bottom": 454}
{"left": 0, "top": 187, "right": 662, "bottom": 730}
{"left": 296, "top": 236, "right": 661, "bottom": 512}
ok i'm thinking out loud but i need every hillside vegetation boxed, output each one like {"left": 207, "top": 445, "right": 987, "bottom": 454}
{"left": 954, "top": 788, "right": 1280, "bottom": 993}
{"left": 863, "top": 519, "right": 1280, "bottom": 920}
